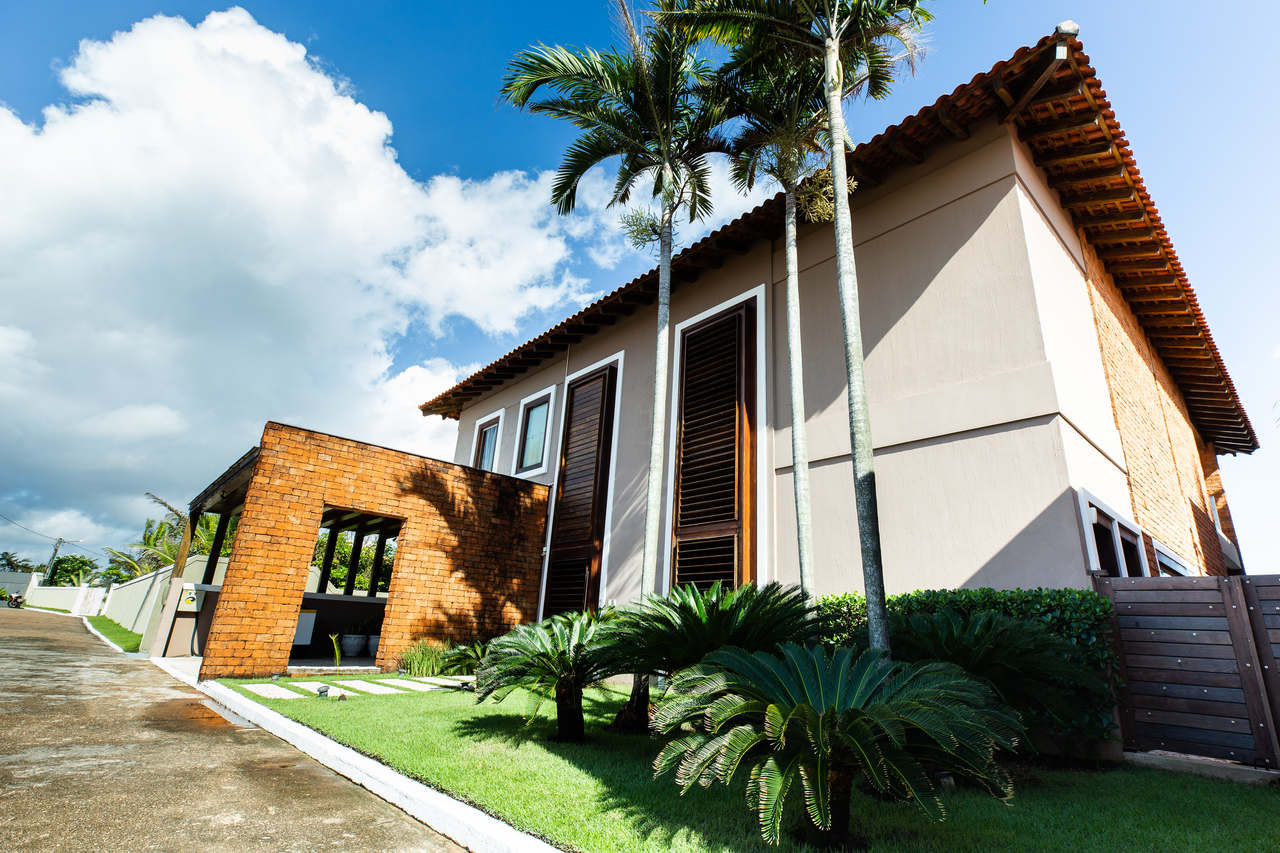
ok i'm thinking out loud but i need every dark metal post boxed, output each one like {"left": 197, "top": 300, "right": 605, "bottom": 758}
{"left": 367, "top": 531, "right": 389, "bottom": 597}
{"left": 316, "top": 526, "right": 339, "bottom": 593}
{"left": 201, "top": 511, "right": 232, "bottom": 585}
{"left": 343, "top": 529, "right": 365, "bottom": 596}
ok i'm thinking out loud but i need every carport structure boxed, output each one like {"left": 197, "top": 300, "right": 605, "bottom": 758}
{"left": 163, "top": 422, "right": 549, "bottom": 680}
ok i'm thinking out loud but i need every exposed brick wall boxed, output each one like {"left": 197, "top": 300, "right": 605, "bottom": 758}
{"left": 199, "top": 423, "right": 547, "bottom": 679}
{"left": 1198, "top": 441, "right": 1238, "bottom": 543}
{"left": 1080, "top": 240, "right": 1229, "bottom": 575}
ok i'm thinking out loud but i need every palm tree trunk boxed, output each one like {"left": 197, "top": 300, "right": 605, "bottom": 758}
{"left": 784, "top": 187, "right": 816, "bottom": 599}
{"left": 640, "top": 206, "right": 674, "bottom": 599}
{"left": 824, "top": 39, "right": 890, "bottom": 653}
{"left": 555, "top": 682, "right": 585, "bottom": 742}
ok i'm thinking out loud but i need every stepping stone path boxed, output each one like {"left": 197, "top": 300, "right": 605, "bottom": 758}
{"left": 242, "top": 682, "right": 305, "bottom": 700}
{"left": 412, "top": 676, "right": 469, "bottom": 688}
{"left": 378, "top": 678, "right": 442, "bottom": 692}
{"left": 335, "top": 680, "right": 402, "bottom": 695}
{"left": 291, "top": 681, "right": 361, "bottom": 698}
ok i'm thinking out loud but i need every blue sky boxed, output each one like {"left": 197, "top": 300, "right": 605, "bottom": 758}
{"left": 1, "top": 2, "right": 1275, "bottom": 572}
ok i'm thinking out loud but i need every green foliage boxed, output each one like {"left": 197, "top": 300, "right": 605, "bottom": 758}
{"left": 817, "top": 587, "right": 1118, "bottom": 741}
{"left": 400, "top": 639, "right": 448, "bottom": 678}
{"left": 44, "top": 554, "right": 101, "bottom": 587}
{"left": 1, "top": 551, "right": 37, "bottom": 573}
{"left": 476, "top": 611, "right": 618, "bottom": 741}
{"left": 654, "top": 644, "right": 1020, "bottom": 846}
{"left": 329, "top": 633, "right": 341, "bottom": 671}
{"left": 312, "top": 529, "right": 394, "bottom": 593}
{"left": 605, "top": 581, "right": 819, "bottom": 678}
{"left": 442, "top": 640, "right": 487, "bottom": 676}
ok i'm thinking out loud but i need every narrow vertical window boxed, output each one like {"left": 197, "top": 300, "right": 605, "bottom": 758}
{"left": 473, "top": 417, "right": 500, "bottom": 471}
{"left": 516, "top": 394, "right": 552, "bottom": 474}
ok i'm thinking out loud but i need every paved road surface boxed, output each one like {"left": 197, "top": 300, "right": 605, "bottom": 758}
{"left": 0, "top": 608, "right": 463, "bottom": 852}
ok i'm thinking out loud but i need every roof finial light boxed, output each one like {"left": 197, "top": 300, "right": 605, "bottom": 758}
{"left": 1056, "top": 20, "right": 1080, "bottom": 37}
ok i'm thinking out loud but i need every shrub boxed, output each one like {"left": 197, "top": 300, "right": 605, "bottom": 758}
{"left": 399, "top": 639, "right": 448, "bottom": 678}
{"left": 442, "top": 640, "right": 487, "bottom": 675}
{"left": 476, "top": 611, "right": 616, "bottom": 742}
{"left": 654, "top": 644, "right": 1021, "bottom": 847}
{"left": 817, "top": 587, "right": 1117, "bottom": 741}
{"left": 605, "top": 581, "right": 819, "bottom": 677}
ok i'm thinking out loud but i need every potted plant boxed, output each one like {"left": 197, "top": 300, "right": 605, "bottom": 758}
{"left": 339, "top": 632, "right": 366, "bottom": 658}
{"left": 359, "top": 615, "right": 383, "bottom": 659}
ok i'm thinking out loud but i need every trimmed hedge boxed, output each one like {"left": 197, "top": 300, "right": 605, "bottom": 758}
{"left": 818, "top": 587, "right": 1118, "bottom": 742}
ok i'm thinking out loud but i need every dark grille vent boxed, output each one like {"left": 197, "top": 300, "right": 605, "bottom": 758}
{"left": 542, "top": 559, "right": 589, "bottom": 617}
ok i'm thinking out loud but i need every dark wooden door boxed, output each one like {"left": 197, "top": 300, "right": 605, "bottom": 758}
{"left": 542, "top": 364, "right": 618, "bottom": 617}
{"left": 671, "top": 302, "right": 756, "bottom": 591}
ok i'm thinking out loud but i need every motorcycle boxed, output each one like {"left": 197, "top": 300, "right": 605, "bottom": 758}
{"left": 5, "top": 593, "right": 24, "bottom": 609}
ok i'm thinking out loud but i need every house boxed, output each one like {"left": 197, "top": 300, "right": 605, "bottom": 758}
{"left": 420, "top": 27, "right": 1254, "bottom": 614}
{"left": 172, "top": 29, "right": 1254, "bottom": 678}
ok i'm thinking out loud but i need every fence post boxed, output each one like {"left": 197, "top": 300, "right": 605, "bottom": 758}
{"left": 1221, "top": 577, "right": 1280, "bottom": 769}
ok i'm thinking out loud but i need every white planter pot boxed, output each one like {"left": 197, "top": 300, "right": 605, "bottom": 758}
{"left": 340, "top": 634, "right": 367, "bottom": 657}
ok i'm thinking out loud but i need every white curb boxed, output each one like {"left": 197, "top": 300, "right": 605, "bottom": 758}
{"left": 150, "top": 659, "right": 558, "bottom": 853}
{"left": 80, "top": 616, "right": 126, "bottom": 653}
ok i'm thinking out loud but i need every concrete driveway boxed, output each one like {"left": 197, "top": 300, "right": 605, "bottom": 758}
{"left": 0, "top": 609, "right": 463, "bottom": 852}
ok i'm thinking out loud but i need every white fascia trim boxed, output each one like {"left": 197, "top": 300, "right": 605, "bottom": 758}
{"left": 1075, "top": 487, "right": 1151, "bottom": 577}
{"left": 660, "top": 284, "right": 769, "bottom": 595}
{"left": 509, "top": 383, "right": 558, "bottom": 479}
{"left": 536, "top": 350, "right": 626, "bottom": 618}
{"left": 1150, "top": 538, "right": 1194, "bottom": 576}
{"left": 468, "top": 406, "right": 505, "bottom": 473}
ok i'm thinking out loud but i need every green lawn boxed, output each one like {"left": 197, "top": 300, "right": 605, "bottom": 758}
{"left": 226, "top": 678, "right": 1278, "bottom": 853}
{"left": 87, "top": 615, "right": 142, "bottom": 652}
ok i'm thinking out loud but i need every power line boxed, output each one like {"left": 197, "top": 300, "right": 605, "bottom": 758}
{"left": 0, "top": 511, "right": 112, "bottom": 560}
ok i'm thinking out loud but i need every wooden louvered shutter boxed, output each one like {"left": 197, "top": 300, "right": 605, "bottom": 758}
{"left": 671, "top": 302, "right": 755, "bottom": 591}
{"left": 542, "top": 365, "right": 617, "bottom": 618}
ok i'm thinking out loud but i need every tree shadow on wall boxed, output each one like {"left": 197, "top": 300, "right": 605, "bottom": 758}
{"left": 394, "top": 461, "right": 548, "bottom": 648}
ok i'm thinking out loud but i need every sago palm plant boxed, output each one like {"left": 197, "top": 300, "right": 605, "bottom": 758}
{"left": 654, "top": 643, "right": 1020, "bottom": 847}
{"left": 475, "top": 611, "right": 617, "bottom": 742}
{"left": 607, "top": 580, "right": 818, "bottom": 680}
{"left": 663, "top": 0, "right": 932, "bottom": 652}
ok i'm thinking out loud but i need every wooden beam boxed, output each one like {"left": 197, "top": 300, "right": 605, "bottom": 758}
{"left": 990, "top": 72, "right": 1015, "bottom": 108}
{"left": 1113, "top": 274, "right": 1179, "bottom": 289}
{"left": 1035, "top": 140, "right": 1115, "bottom": 167}
{"left": 1062, "top": 188, "right": 1137, "bottom": 208}
{"left": 1076, "top": 209, "right": 1148, "bottom": 228}
{"left": 1048, "top": 164, "right": 1126, "bottom": 187}
{"left": 889, "top": 136, "right": 924, "bottom": 164}
{"left": 1108, "top": 258, "right": 1172, "bottom": 274}
{"left": 1022, "top": 113, "right": 1099, "bottom": 142}
{"left": 935, "top": 105, "right": 969, "bottom": 139}
{"left": 1097, "top": 245, "right": 1164, "bottom": 261}
{"left": 1087, "top": 226, "right": 1158, "bottom": 243}
{"left": 1022, "top": 80, "right": 1085, "bottom": 110}
{"left": 1001, "top": 37, "right": 1071, "bottom": 121}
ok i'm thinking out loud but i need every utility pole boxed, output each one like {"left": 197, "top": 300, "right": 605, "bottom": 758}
{"left": 43, "top": 538, "right": 64, "bottom": 585}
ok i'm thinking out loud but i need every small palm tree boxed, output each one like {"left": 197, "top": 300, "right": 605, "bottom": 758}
{"left": 475, "top": 611, "right": 617, "bottom": 742}
{"left": 654, "top": 643, "right": 1020, "bottom": 847}
{"left": 663, "top": 0, "right": 931, "bottom": 652}
{"left": 606, "top": 580, "right": 818, "bottom": 680}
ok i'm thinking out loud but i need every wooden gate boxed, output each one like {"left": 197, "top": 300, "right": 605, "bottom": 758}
{"left": 1094, "top": 575, "right": 1280, "bottom": 768}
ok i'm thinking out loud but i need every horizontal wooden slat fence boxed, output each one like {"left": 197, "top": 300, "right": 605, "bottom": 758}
{"left": 1094, "top": 575, "right": 1280, "bottom": 768}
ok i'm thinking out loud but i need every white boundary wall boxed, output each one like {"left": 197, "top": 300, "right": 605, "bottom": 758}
{"left": 100, "top": 567, "right": 173, "bottom": 633}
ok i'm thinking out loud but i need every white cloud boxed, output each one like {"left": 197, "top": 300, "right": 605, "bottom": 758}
{"left": 0, "top": 7, "right": 774, "bottom": 559}
{"left": 81, "top": 404, "right": 188, "bottom": 440}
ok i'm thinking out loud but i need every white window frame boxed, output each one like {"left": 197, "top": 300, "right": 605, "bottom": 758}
{"left": 1076, "top": 489, "right": 1150, "bottom": 578}
{"left": 510, "top": 384, "right": 558, "bottom": 479}
{"left": 469, "top": 408, "right": 505, "bottom": 473}
{"left": 660, "top": 284, "right": 769, "bottom": 595}
{"left": 1150, "top": 539, "right": 1194, "bottom": 577}
{"left": 535, "top": 351, "right": 626, "bottom": 619}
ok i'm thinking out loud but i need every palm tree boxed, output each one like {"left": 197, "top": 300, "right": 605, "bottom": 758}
{"left": 662, "top": 0, "right": 931, "bottom": 651}
{"left": 653, "top": 643, "right": 1020, "bottom": 846}
{"left": 603, "top": 580, "right": 817, "bottom": 680}
{"left": 501, "top": 0, "right": 730, "bottom": 725}
{"left": 475, "top": 611, "right": 617, "bottom": 742}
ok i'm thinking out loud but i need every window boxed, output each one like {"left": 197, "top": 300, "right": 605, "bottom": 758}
{"left": 513, "top": 387, "right": 555, "bottom": 476}
{"left": 1080, "top": 496, "right": 1147, "bottom": 577}
{"left": 1152, "top": 542, "right": 1191, "bottom": 577}
{"left": 472, "top": 414, "right": 501, "bottom": 472}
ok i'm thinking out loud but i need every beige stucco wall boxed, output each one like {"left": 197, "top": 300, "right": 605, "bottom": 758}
{"left": 447, "top": 120, "right": 1141, "bottom": 604}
